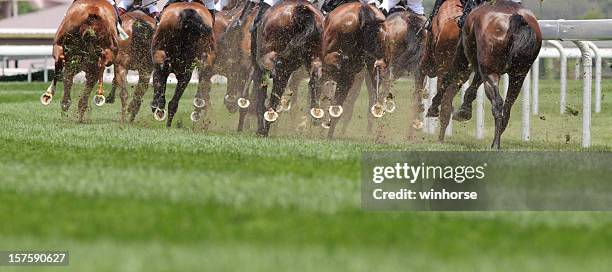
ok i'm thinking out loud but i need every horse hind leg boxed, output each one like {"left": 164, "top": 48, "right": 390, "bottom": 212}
{"left": 191, "top": 65, "right": 214, "bottom": 126}
{"left": 481, "top": 72, "right": 503, "bottom": 149}
{"left": 60, "top": 68, "right": 76, "bottom": 114}
{"left": 128, "top": 71, "right": 151, "bottom": 122}
{"left": 328, "top": 74, "right": 355, "bottom": 140}
{"left": 114, "top": 65, "right": 129, "bottom": 123}
{"left": 41, "top": 46, "right": 64, "bottom": 106}
{"left": 167, "top": 71, "right": 192, "bottom": 128}
{"left": 77, "top": 69, "right": 100, "bottom": 123}
{"left": 263, "top": 69, "right": 292, "bottom": 135}
{"left": 151, "top": 62, "right": 170, "bottom": 122}
{"left": 107, "top": 68, "right": 119, "bottom": 104}
{"left": 501, "top": 73, "right": 527, "bottom": 135}
{"left": 453, "top": 72, "right": 483, "bottom": 122}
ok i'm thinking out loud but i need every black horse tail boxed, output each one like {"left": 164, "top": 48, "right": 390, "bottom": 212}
{"left": 178, "top": 8, "right": 212, "bottom": 39}
{"left": 132, "top": 18, "right": 155, "bottom": 54}
{"left": 359, "top": 3, "right": 384, "bottom": 56}
{"left": 396, "top": 14, "right": 427, "bottom": 71}
{"left": 279, "top": 4, "right": 320, "bottom": 60}
{"left": 507, "top": 14, "right": 538, "bottom": 68}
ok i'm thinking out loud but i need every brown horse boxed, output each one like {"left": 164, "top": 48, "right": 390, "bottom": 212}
{"left": 252, "top": 0, "right": 325, "bottom": 136}
{"left": 436, "top": 0, "right": 542, "bottom": 149}
{"left": 321, "top": 2, "right": 388, "bottom": 139}
{"left": 41, "top": 0, "right": 119, "bottom": 122}
{"left": 107, "top": 11, "right": 156, "bottom": 123}
{"left": 421, "top": 0, "right": 474, "bottom": 118}
{"left": 150, "top": 2, "right": 216, "bottom": 127}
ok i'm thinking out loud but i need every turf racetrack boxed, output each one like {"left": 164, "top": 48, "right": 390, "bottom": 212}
{"left": 0, "top": 80, "right": 611, "bottom": 271}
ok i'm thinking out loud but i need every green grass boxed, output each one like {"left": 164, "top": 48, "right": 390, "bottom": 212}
{"left": 0, "top": 79, "right": 611, "bottom": 271}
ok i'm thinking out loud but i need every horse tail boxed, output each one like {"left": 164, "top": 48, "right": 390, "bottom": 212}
{"left": 178, "top": 8, "right": 212, "bottom": 39}
{"left": 359, "top": 3, "right": 383, "bottom": 56}
{"left": 507, "top": 14, "right": 538, "bottom": 68}
{"left": 132, "top": 18, "right": 155, "bottom": 54}
{"left": 81, "top": 13, "right": 103, "bottom": 43}
{"left": 278, "top": 4, "right": 320, "bottom": 60}
{"left": 396, "top": 14, "right": 427, "bottom": 70}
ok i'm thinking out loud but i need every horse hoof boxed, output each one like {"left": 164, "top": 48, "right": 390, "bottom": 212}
{"left": 224, "top": 94, "right": 237, "bottom": 103}
{"left": 264, "top": 108, "right": 279, "bottom": 122}
{"left": 40, "top": 92, "right": 53, "bottom": 106}
{"left": 412, "top": 119, "right": 424, "bottom": 130}
{"left": 453, "top": 109, "right": 472, "bottom": 122}
{"left": 193, "top": 97, "right": 206, "bottom": 108}
{"left": 190, "top": 111, "right": 201, "bottom": 122}
{"left": 153, "top": 108, "right": 166, "bottom": 121}
{"left": 371, "top": 103, "right": 385, "bottom": 118}
{"left": 328, "top": 105, "right": 343, "bottom": 118}
{"left": 321, "top": 119, "right": 331, "bottom": 129}
{"left": 237, "top": 98, "right": 250, "bottom": 109}
{"left": 426, "top": 107, "right": 439, "bottom": 118}
{"left": 93, "top": 94, "right": 106, "bottom": 107}
{"left": 310, "top": 108, "right": 324, "bottom": 119}
{"left": 384, "top": 98, "right": 396, "bottom": 113}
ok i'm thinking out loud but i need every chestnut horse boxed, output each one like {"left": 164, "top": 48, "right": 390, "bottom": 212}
{"left": 150, "top": 2, "right": 216, "bottom": 127}
{"left": 252, "top": 0, "right": 325, "bottom": 136}
{"left": 107, "top": 11, "right": 156, "bottom": 123}
{"left": 321, "top": 2, "right": 388, "bottom": 139}
{"left": 41, "top": 0, "right": 119, "bottom": 122}
{"left": 436, "top": 0, "right": 542, "bottom": 149}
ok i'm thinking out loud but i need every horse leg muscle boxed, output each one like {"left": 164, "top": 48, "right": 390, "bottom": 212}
{"left": 453, "top": 72, "right": 483, "bottom": 122}
{"left": 481, "top": 73, "right": 503, "bottom": 149}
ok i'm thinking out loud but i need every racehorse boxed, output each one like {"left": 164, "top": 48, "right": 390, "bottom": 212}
{"left": 420, "top": 0, "right": 471, "bottom": 118}
{"left": 436, "top": 0, "right": 542, "bottom": 149}
{"left": 377, "top": 9, "right": 427, "bottom": 134}
{"left": 106, "top": 10, "right": 156, "bottom": 123}
{"left": 40, "top": 0, "right": 119, "bottom": 122}
{"left": 321, "top": 2, "right": 388, "bottom": 139}
{"left": 150, "top": 2, "right": 216, "bottom": 127}
{"left": 252, "top": 0, "right": 325, "bottom": 137}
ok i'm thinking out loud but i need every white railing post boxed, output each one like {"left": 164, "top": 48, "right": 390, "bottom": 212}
{"left": 501, "top": 73, "right": 509, "bottom": 99}
{"left": 587, "top": 42, "right": 602, "bottom": 113}
{"left": 546, "top": 41, "right": 568, "bottom": 114}
{"left": 476, "top": 85, "right": 485, "bottom": 140}
{"left": 522, "top": 71, "right": 531, "bottom": 141}
{"left": 531, "top": 58, "right": 540, "bottom": 115}
{"left": 574, "top": 41, "right": 592, "bottom": 148}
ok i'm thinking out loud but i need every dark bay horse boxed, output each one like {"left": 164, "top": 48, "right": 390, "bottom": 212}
{"left": 421, "top": 0, "right": 473, "bottom": 118}
{"left": 321, "top": 2, "right": 388, "bottom": 139}
{"left": 41, "top": 0, "right": 119, "bottom": 122}
{"left": 150, "top": 2, "right": 216, "bottom": 127}
{"left": 436, "top": 0, "right": 542, "bottom": 149}
{"left": 107, "top": 11, "right": 156, "bottom": 123}
{"left": 252, "top": 0, "right": 325, "bottom": 136}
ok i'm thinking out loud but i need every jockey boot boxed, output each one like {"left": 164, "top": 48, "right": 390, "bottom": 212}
{"left": 249, "top": 2, "right": 271, "bottom": 33}
{"left": 112, "top": 5, "right": 130, "bottom": 40}
{"left": 209, "top": 9, "right": 216, "bottom": 23}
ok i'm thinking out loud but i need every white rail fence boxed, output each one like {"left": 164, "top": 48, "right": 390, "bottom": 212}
{"left": 1, "top": 20, "right": 611, "bottom": 147}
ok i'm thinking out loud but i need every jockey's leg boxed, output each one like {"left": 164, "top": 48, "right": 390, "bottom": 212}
{"left": 143, "top": 0, "right": 160, "bottom": 19}
{"left": 116, "top": 0, "right": 130, "bottom": 14}
{"left": 250, "top": 0, "right": 279, "bottom": 33}
{"left": 202, "top": 0, "right": 216, "bottom": 21}
{"left": 109, "top": 0, "right": 129, "bottom": 40}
